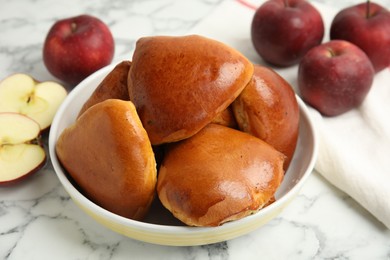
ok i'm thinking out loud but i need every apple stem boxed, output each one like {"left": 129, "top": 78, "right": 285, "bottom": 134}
{"left": 71, "top": 22, "right": 77, "bottom": 32}
{"left": 327, "top": 48, "right": 337, "bottom": 57}
{"left": 366, "top": 0, "right": 371, "bottom": 18}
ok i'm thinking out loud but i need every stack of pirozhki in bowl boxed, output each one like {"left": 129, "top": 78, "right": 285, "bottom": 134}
{"left": 56, "top": 35, "right": 299, "bottom": 227}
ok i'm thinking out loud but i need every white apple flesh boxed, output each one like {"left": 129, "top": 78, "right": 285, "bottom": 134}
{"left": 0, "top": 112, "right": 46, "bottom": 185}
{"left": 0, "top": 73, "right": 67, "bottom": 131}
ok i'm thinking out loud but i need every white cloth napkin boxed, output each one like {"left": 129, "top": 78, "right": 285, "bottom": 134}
{"left": 191, "top": 0, "right": 390, "bottom": 229}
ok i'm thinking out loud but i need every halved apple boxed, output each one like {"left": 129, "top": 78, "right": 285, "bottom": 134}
{"left": 0, "top": 73, "right": 67, "bottom": 130}
{"left": 0, "top": 112, "right": 46, "bottom": 185}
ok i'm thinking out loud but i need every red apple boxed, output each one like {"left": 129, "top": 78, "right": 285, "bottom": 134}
{"left": 251, "top": 0, "right": 324, "bottom": 67}
{"left": 43, "top": 14, "right": 115, "bottom": 86}
{"left": 330, "top": 2, "right": 390, "bottom": 72}
{"left": 298, "top": 40, "right": 375, "bottom": 117}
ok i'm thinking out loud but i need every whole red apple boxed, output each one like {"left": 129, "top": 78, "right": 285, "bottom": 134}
{"left": 298, "top": 40, "right": 375, "bottom": 117}
{"left": 330, "top": 2, "right": 390, "bottom": 72}
{"left": 251, "top": 0, "right": 324, "bottom": 67}
{"left": 43, "top": 14, "right": 115, "bottom": 86}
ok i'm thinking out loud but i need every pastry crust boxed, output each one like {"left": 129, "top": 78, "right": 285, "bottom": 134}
{"left": 233, "top": 65, "right": 299, "bottom": 169}
{"left": 128, "top": 35, "right": 254, "bottom": 145}
{"left": 78, "top": 60, "right": 131, "bottom": 117}
{"left": 57, "top": 99, "right": 156, "bottom": 220}
{"left": 157, "top": 124, "right": 285, "bottom": 227}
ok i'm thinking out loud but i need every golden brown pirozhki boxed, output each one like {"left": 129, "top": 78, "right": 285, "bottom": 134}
{"left": 55, "top": 35, "right": 300, "bottom": 226}
{"left": 233, "top": 65, "right": 299, "bottom": 170}
{"left": 157, "top": 124, "right": 285, "bottom": 227}
{"left": 128, "top": 35, "right": 254, "bottom": 145}
{"left": 78, "top": 60, "right": 131, "bottom": 117}
{"left": 56, "top": 99, "right": 156, "bottom": 220}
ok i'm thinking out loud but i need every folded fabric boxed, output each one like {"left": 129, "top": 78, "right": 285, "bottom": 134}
{"left": 191, "top": 0, "right": 390, "bottom": 229}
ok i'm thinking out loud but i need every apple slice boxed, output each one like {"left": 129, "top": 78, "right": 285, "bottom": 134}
{"left": 0, "top": 112, "right": 46, "bottom": 185}
{"left": 0, "top": 73, "right": 67, "bottom": 131}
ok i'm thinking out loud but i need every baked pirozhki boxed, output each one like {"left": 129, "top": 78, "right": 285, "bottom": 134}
{"left": 128, "top": 35, "right": 254, "bottom": 145}
{"left": 78, "top": 60, "right": 131, "bottom": 117}
{"left": 55, "top": 34, "right": 301, "bottom": 226}
{"left": 56, "top": 99, "right": 156, "bottom": 220}
{"left": 232, "top": 65, "right": 299, "bottom": 169}
{"left": 157, "top": 124, "right": 285, "bottom": 227}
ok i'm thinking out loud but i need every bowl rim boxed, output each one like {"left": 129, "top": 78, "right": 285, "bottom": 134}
{"left": 48, "top": 63, "right": 318, "bottom": 241}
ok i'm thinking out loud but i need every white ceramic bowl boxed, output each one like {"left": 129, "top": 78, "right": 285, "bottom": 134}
{"left": 49, "top": 64, "right": 318, "bottom": 246}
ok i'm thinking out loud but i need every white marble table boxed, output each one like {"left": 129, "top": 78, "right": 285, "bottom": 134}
{"left": 1, "top": 0, "right": 390, "bottom": 259}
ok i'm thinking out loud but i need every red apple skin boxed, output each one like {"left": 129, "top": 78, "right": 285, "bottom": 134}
{"left": 251, "top": 0, "right": 324, "bottom": 67}
{"left": 298, "top": 40, "right": 375, "bottom": 117}
{"left": 43, "top": 15, "right": 115, "bottom": 86}
{"left": 330, "top": 2, "right": 390, "bottom": 72}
